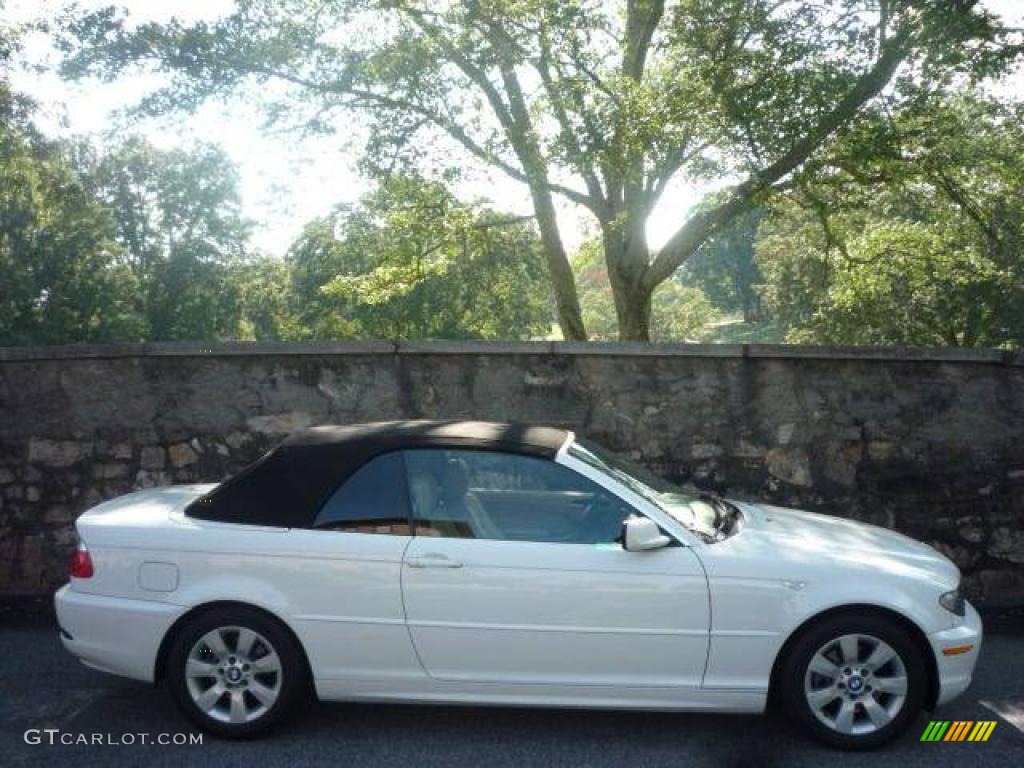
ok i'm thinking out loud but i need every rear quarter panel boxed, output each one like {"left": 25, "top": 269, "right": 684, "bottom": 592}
{"left": 76, "top": 509, "right": 425, "bottom": 687}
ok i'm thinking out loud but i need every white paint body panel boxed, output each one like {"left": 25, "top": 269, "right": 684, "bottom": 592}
{"left": 402, "top": 537, "right": 709, "bottom": 687}
{"left": 54, "top": 442, "right": 982, "bottom": 716}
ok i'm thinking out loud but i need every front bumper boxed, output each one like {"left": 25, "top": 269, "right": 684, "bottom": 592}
{"left": 54, "top": 584, "right": 184, "bottom": 683}
{"left": 928, "top": 600, "right": 983, "bottom": 707}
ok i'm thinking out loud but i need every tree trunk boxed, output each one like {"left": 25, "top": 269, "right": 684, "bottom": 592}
{"left": 493, "top": 58, "right": 588, "bottom": 342}
{"left": 527, "top": 183, "right": 587, "bottom": 340}
{"left": 614, "top": 288, "right": 653, "bottom": 341}
{"left": 602, "top": 217, "right": 655, "bottom": 342}
{"left": 547, "top": 246, "right": 588, "bottom": 341}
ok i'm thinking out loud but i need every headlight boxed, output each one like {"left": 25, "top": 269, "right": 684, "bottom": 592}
{"left": 939, "top": 587, "right": 966, "bottom": 616}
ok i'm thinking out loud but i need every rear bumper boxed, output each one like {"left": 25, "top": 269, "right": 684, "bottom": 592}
{"left": 929, "top": 600, "right": 983, "bottom": 708}
{"left": 54, "top": 584, "right": 184, "bottom": 683}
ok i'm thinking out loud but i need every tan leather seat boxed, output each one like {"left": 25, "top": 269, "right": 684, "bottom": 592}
{"left": 442, "top": 458, "right": 504, "bottom": 540}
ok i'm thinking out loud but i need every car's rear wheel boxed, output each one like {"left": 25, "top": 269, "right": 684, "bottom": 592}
{"left": 779, "top": 612, "right": 927, "bottom": 749}
{"left": 167, "top": 606, "right": 307, "bottom": 738}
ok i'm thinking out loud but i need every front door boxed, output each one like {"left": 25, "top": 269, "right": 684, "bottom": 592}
{"left": 400, "top": 449, "right": 709, "bottom": 688}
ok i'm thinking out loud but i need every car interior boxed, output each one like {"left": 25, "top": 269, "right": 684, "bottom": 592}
{"left": 407, "top": 451, "right": 632, "bottom": 544}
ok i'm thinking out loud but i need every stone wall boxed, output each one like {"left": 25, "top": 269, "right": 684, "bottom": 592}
{"left": 1, "top": 341, "right": 1022, "bottom": 604}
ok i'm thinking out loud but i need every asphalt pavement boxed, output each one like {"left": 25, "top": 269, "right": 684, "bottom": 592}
{"left": 1, "top": 597, "right": 1022, "bottom": 768}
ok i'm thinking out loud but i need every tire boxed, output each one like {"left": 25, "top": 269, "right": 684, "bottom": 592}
{"left": 166, "top": 606, "right": 308, "bottom": 738}
{"left": 778, "top": 612, "right": 928, "bottom": 750}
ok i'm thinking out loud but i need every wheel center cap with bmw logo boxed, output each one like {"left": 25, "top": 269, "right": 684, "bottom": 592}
{"left": 848, "top": 676, "right": 863, "bottom": 693}
{"left": 227, "top": 668, "right": 242, "bottom": 682}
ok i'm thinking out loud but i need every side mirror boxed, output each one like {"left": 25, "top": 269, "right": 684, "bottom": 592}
{"left": 623, "top": 516, "right": 672, "bottom": 552}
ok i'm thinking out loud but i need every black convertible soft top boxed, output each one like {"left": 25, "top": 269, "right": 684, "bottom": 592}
{"left": 185, "top": 420, "right": 569, "bottom": 527}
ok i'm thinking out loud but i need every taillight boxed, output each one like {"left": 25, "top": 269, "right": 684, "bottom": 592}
{"left": 70, "top": 539, "right": 94, "bottom": 579}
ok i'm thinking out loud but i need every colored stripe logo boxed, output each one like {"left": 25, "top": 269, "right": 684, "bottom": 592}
{"left": 920, "top": 721, "right": 996, "bottom": 742}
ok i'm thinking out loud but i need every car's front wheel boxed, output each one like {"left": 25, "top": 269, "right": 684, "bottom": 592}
{"left": 167, "top": 606, "right": 308, "bottom": 738}
{"left": 778, "top": 612, "right": 928, "bottom": 749}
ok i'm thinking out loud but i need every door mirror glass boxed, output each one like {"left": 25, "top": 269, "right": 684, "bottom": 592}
{"left": 623, "top": 516, "right": 671, "bottom": 551}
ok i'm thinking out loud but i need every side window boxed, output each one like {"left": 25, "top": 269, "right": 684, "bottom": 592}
{"left": 313, "top": 451, "right": 412, "bottom": 534}
{"left": 403, "top": 449, "right": 636, "bottom": 544}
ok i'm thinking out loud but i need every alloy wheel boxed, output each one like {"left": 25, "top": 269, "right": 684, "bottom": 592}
{"left": 803, "top": 633, "right": 909, "bottom": 736}
{"left": 184, "top": 625, "right": 283, "bottom": 724}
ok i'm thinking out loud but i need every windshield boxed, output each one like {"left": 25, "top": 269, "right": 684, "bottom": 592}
{"left": 567, "top": 438, "right": 742, "bottom": 540}
{"left": 568, "top": 438, "right": 710, "bottom": 533}
{"left": 569, "top": 438, "right": 687, "bottom": 496}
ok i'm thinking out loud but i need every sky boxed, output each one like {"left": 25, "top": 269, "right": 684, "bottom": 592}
{"left": 2, "top": 0, "right": 1023, "bottom": 258}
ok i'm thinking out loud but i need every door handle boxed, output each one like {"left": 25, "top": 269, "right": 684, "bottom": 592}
{"left": 406, "top": 554, "right": 463, "bottom": 569}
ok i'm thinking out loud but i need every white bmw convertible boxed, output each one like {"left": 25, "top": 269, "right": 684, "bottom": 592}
{"left": 55, "top": 421, "right": 981, "bottom": 748}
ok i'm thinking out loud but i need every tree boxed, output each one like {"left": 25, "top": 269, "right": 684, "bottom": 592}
{"left": 232, "top": 255, "right": 300, "bottom": 340}
{"left": 74, "top": 137, "right": 254, "bottom": 340}
{"left": 58, "top": 0, "right": 1020, "bottom": 340}
{"left": 0, "top": 81, "right": 145, "bottom": 344}
{"left": 753, "top": 201, "right": 833, "bottom": 334}
{"left": 287, "top": 176, "right": 553, "bottom": 340}
{"left": 682, "top": 208, "right": 764, "bottom": 320}
{"left": 3, "top": 20, "right": 266, "bottom": 344}
{"left": 812, "top": 222, "right": 1017, "bottom": 347}
{"left": 573, "top": 238, "right": 718, "bottom": 341}
{"left": 756, "top": 94, "right": 1024, "bottom": 347}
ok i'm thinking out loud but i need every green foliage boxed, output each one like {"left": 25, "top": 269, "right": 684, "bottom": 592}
{"left": 756, "top": 94, "right": 1024, "bottom": 348}
{"left": 682, "top": 209, "right": 764, "bottom": 318}
{"left": 573, "top": 240, "right": 718, "bottom": 342}
{"left": 288, "top": 176, "right": 553, "bottom": 340}
{"left": 3, "top": 5, "right": 1022, "bottom": 345}
{"left": 814, "top": 222, "right": 1017, "bottom": 347}
{"left": 75, "top": 137, "right": 254, "bottom": 340}
{"left": 231, "top": 255, "right": 300, "bottom": 341}
{"left": 0, "top": 67, "right": 267, "bottom": 345}
{"left": 0, "top": 86, "right": 146, "bottom": 345}
{"left": 754, "top": 202, "right": 834, "bottom": 333}
{"left": 56, "top": 0, "right": 1021, "bottom": 339}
